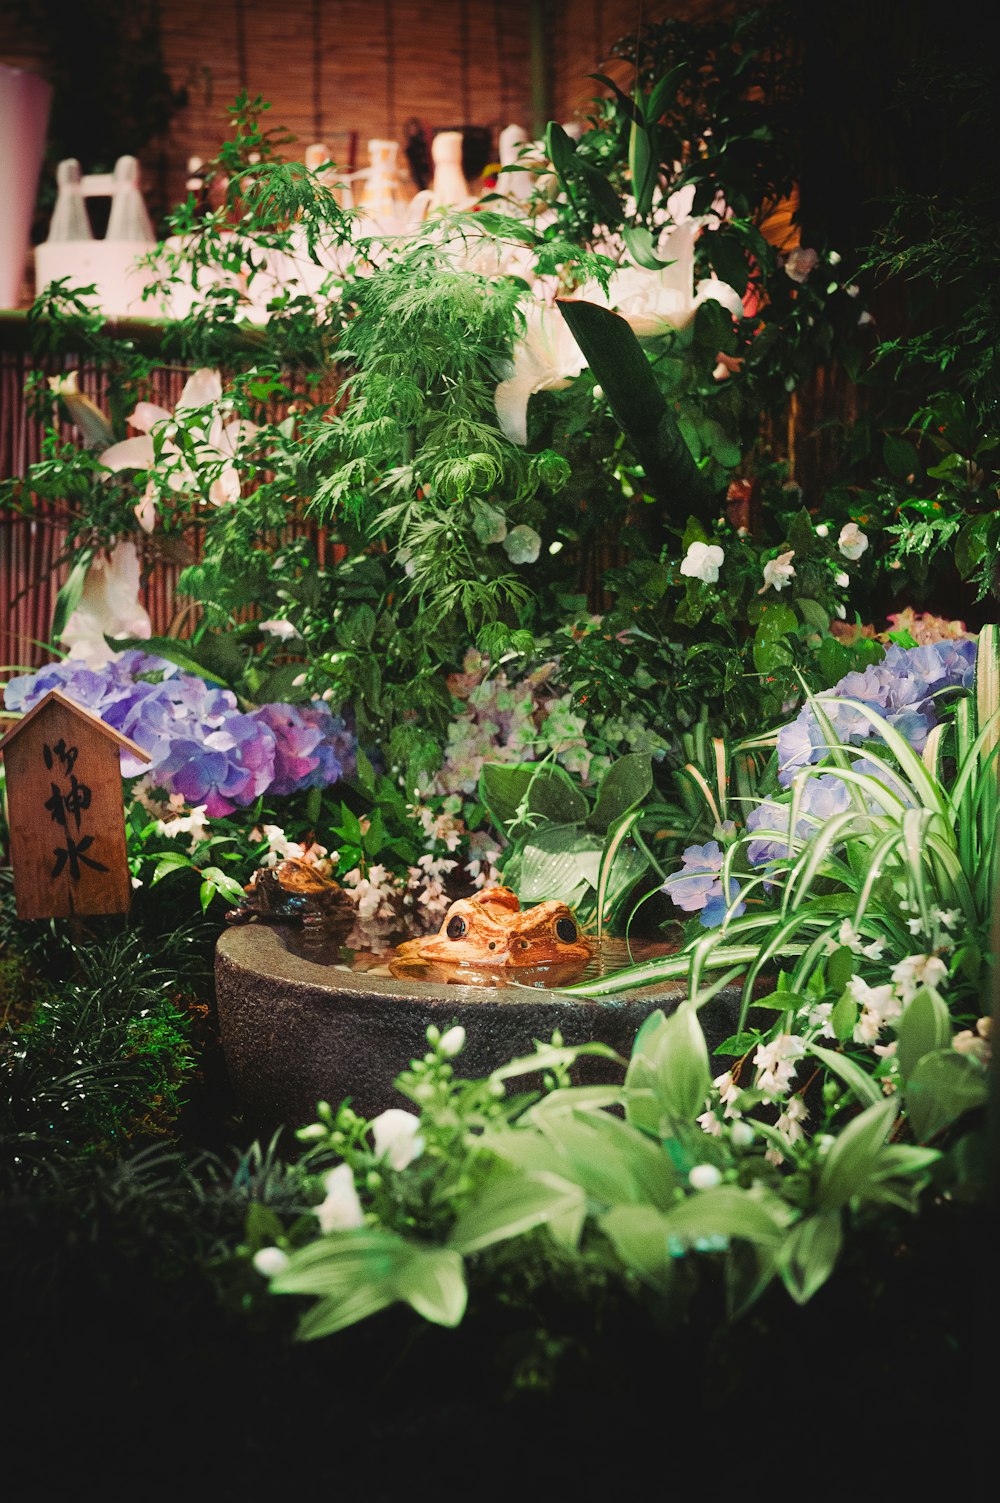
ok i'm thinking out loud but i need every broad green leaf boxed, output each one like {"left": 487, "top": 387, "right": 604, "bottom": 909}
{"left": 152, "top": 852, "right": 195, "bottom": 882}
{"left": 806, "top": 1042, "right": 883, "bottom": 1107}
{"left": 904, "top": 1050, "right": 989, "bottom": 1144}
{"left": 391, "top": 1245, "right": 467, "bottom": 1327}
{"left": 600, "top": 1204, "right": 679, "bottom": 1292}
{"left": 623, "top": 222, "right": 673, "bottom": 270}
{"left": 448, "top": 1168, "right": 585, "bottom": 1255}
{"left": 827, "top": 945, "right": 855, "bottom": 992}
{"left": 478, "top": 760, "right": 588, "bottom": 837}
{"left": 255, "top": 662, "right": 311, "bottom": 704}
{"left": 201, "top": 866, "right": 248, "bottom": 905}
{"left": 296, "top": 1285, "right": 395, "bottom": 1339}
{"left": 51, "top": 547, "right": 94, "bottom": 642}
{"left": 628, "top": 114, "right": 656, "bottom": 217}
{"left": 515, "top": 824, "right": 608, "bottom": 905}
{"left": 895, "top": 986, "right": 952, "bottom": 1083}
{"left": 779, "top": 1212, "right": 843, "bottom": 1304}
{"left": 625, "top": 1001, "right": 711, "bottom": 1130}
{"left": 816, "top": 1095, "right": 898, "bottom": 1210}
{"left": 109, "top": 634, "right": 228, "bottom": 685}
{"left": 555, "top": 298, "right": 718, "bottom": 522}
{"left": 587, "top": 752, "right": 654, "bottom": 834}
{"left": 656, "top": 1185, "right": 789, "bottom": 1249}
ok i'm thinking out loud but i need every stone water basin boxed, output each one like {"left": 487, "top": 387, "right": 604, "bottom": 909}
{"left": 215, "top": 924, "right": 743, "bottom": 1131}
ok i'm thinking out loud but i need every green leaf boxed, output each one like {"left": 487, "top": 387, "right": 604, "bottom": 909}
{"left": 904, "top": 1050, "right": 989, "bottom": 1144}
{"left": 779, "top": 1212, "right": 843, "bottom": 1304}
{"left": 600, "top": 1204, "right": 679, "bottom": 1292}
{"left": 391, "top": 1245, "right": 467, "bottom": 1327}
{"left": 255, "top": 662, "right": 310, "bottom": 703}
{"left": 895, "top": 986, "right": 952, "bottom": 1083}
{"left": 587, "top": 753, "right": 654, "bottom": 834}
{"left": 827, "top": 945, "right": 855, "bottom": 991}
{"left": 655, "top": 1185, "right": 789, "bottom": 1249}
{"left": 882, "top": 434, "right": 920, "bottom": 480}
{"left": 622, "top": 222, "right": 673, "bottom": 270}
{"left": 51, "top": 548, "right": 94, "bottom": 642}
{"left": 555, "top": 299, "right": 718, "bottom": 522}
{"left": 816, "top": 1096, "right": 898, "bottom": 1210}
{"left": 110, "top": 635, "right": 229, "bottom": 685}
{"left": 479, "top": 760, "right": 588, "bottom": 837}
{"left": 151, "top": 852, "right": 195, "bottom": 883}
{"left": 628, "top": 115, "right": 656, "bottom": 217}
{"left": 448, "top": 1169, "right": 586, "bottom": 1255}
{"left": 830, "top": 987, "right": 859, "bottom": 1043}
{"left": 201, "top": 865, "right": 249, "bottom": 905}
{"left": 807, "top": 1042, "right": 883, "bottom": 1106}
{"left": 624, "top": 1001, "right": 711, "bottom": 1131}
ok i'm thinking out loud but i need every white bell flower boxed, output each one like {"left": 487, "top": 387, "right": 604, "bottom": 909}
{"left": 838, "top": 522, "right": 869, "bottom": 560}
{"left": 315, "top": 1163, "right": 364, "bottom": 1232}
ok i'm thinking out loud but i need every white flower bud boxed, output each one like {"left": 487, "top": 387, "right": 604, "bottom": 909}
{"left": 253, "top": 1246, "right": 290, "bottom": 1278}
{"left": 439, "top": 1025, "right": 466, "bottom": 1057}
{"left": 688, "top": 1163, "right": 723, "bottom": 1190}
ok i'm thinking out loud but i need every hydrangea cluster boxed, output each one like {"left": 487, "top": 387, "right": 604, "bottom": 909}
{"left": 661, "top": 836, "right": 746, "bottom": 928}
{"left": 3, "top": 654, "right": 354, "bottom": 818}
{"left": 776, "top": 639, "right": 976, "bottom": 786}
{"left": 744, "top": 774, "right": 851, "bottom": 869}
{"left": 435, "top": 649, "right": 596, "bottom": 797}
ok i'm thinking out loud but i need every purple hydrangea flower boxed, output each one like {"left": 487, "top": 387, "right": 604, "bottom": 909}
{"left": 297, "top": 701, "right": 356, "bottom": 786}
{"left": 252, "top": 702, "right": 327, "bottom": 796}
{"left": 662, "top": 840, "right": 746, "bottom": 928}
{"left": 153, "top": 710, "right": 276, "bottom": 817}
{"left": 777, "top": 639, "right": 977, "bottom": 785}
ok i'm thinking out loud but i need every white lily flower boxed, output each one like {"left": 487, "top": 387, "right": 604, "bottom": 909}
{"left": 370, "top": 1108, "right": 425, "bottom": 1170}
{"left": 99, "top": 368, "right": 259, "bottom": 524}
{"left": 59, "top": 540, "right": 152, "bottom": 666}
{"left": 495, "top": 301, "right": 587, "bottom": 445}
{"left": 315, "top": 1163, "right": 364, "bottom": 1232}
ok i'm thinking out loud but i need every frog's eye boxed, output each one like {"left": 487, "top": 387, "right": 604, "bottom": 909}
{"left": 446, "top": 914, "right": 467, "bottom": 939}
{"left": 555, "top": 916, "right": 578, "bottom": 944}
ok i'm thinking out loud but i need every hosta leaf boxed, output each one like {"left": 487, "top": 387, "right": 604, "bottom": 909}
{"left": 779, "top": 1212, "right": 843, "bottom": 1304}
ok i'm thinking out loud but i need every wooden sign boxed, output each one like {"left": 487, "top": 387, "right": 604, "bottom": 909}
{"left": 0, "top": 689, "right": 150, "bottom": 920}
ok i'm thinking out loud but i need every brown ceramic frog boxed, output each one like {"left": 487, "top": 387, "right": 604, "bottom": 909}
{"left": 225, "top": 858, "right": 351, "bottom": 930}
{"left": 391, "top": 886, "right": 593, "bottom": 969}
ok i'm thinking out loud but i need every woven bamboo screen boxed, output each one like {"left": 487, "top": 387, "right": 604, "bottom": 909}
{"left": 550, "top": 0, "right": 735, "bottom": 125}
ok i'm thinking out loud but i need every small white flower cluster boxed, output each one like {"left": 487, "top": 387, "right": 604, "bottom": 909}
{"left": 251, "top": 823, "right": 337, "bottom": 876}
{"left": 252, "top": 1106, "right": 432, "bottom": 1273}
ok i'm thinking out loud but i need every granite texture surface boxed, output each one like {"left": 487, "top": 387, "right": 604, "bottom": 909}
{"left": 215, "top": 924, "right": 745, "bottom": 1130}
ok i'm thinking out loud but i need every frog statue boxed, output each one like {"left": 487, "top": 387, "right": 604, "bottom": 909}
{"left": 225, "top": 858, "right": 351, "bottom": 932}
{"left": 391, "top": 886, "right": 593, "bottom": 969}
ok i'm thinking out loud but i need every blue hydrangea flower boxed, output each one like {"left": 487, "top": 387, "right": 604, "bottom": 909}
{"left": 745, "top": 775, "right": 851, "bottom": 870}
{"left": 776, "top": 639, "right": 977, "bottom": 786}
{"left": 663, "top": 840, "right": 746, "bottom": 928}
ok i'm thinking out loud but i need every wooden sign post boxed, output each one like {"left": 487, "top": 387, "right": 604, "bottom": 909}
{"left": 0, "top": 689, "right": 150, "bottom": 920}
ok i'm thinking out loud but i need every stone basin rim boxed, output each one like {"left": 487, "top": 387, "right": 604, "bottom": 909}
{"left": 216, "top": 923, "right": 688, "bottom": 1009}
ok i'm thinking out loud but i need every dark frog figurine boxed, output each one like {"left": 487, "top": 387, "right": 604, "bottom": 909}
{"left": 225, "top": 858, "right": 351, "bottom": 932}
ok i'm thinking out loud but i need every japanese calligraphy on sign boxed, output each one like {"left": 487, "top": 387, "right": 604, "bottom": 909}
{"left": 0, "top": 690, "right": 150, "bottom": 920}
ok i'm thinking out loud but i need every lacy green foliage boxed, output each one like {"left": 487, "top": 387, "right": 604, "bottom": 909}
{"left": 308, "top": 233, "right": 566, "bottom": 636}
